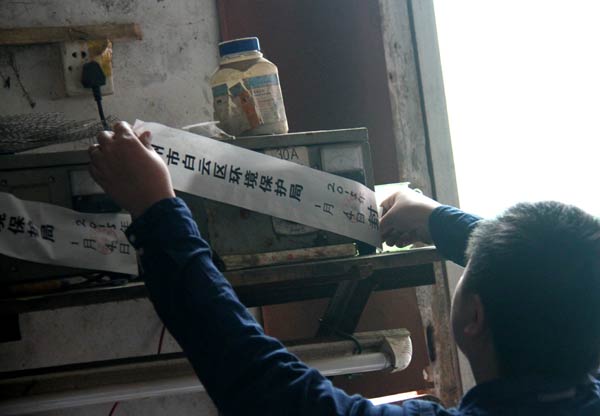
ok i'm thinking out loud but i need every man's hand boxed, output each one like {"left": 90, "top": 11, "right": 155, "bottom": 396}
{"left": 380, "top": 188, "right": 441, "bottom": 247}
{"left": 88, "top": 121, "right": 175, "bottom": 219}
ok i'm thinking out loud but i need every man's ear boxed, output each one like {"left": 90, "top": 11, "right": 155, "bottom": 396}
{"left": 463, "top": 293, "right": 486, "bottom": 337}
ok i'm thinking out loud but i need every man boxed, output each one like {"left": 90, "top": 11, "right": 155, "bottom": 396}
{"left": 89, "top": 122, "right": 600, "bottom": 415}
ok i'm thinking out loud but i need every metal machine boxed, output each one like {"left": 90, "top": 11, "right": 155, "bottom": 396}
{"left": 0, "top": 128, "right": 375, "bottom": 284}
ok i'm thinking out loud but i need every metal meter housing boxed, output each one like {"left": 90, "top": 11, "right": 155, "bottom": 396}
{"left": 0, "top": 128, "right": 374, "bottom": 282}
{"left": 206, "top": 128, "right": 375, "bottom": 260}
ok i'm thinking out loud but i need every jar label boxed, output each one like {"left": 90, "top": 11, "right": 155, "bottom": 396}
{"left": 212, "top": 83, "right": 228, "bottom": 97}
{"left": 230, "top": 82, "right": 261, "bottom": 132}
{"left": 212, "top": 74, "right": 288, "bottom": 136}
{"left": 212, "top": 83, "right": 234, "bottom": 133}
{"left": 242, "top": 74, "right": 287, "bottom": 125}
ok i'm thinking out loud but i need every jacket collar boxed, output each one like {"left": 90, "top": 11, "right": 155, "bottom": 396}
{"left": 459, "top": 373, "right": 599, "bottom": 410}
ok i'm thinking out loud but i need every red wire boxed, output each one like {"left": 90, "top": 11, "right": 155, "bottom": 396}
{"left": 108, "top": 401, "right": 119, "bottom": 416}
{"left": 107, "top": 325, "right": 167, "bottom": 415}
{"left": 157, "top": 325, "right": 167, "bottom": 355}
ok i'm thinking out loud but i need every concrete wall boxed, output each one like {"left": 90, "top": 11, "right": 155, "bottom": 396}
{"left": 0, "top": 0, "right": 218, "bottom": 127}
{"left": 0, "top": 1, "right": 221, "bottom": 414}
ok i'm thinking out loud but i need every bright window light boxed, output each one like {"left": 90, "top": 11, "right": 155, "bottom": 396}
{"left": 434, "top": 0, "right": 600, "bottom": 218}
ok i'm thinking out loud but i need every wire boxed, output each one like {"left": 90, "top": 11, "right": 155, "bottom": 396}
{"left": 94, "top": 91, "right": 109, "bottom": 131}
{"left": 318, "top": 320, "right": 363, "bottom": 355}
{"left": 81, "top": 61, "right": 109, "bottom": 130}
{"left": 157, "top": 325, "right": 167, "bottom": 355}
{"left": 106, "top": 325, "right": 167, "bottom": 415}
{"left": 107, "top": 401, "right": 119, "bottom": 416}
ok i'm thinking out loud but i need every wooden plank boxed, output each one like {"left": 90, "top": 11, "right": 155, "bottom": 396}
{"left": 236, "top": 128, "right": 370, "bottom": 150}
{"left": 225, "top": 248, "right": 439, "bottom": 287}
{"left": 0, "top": 24, "right": 142, "bottom": 46}
{"left": 236, "top": 282, "right": 338, "bottom": 307}
{"left": 416, "top": 264, "right": 462, "bottom": 405}
{"left": 222, "top": 243, "right": 356, "bottom": 270}
{"left": 408, "top": 0, "right": 459, "bottom": 207}
{"left": 371, "top": 263, "right": 436, "bottom": 290}
{"left": 408, "top": 0, "right": 472, "bottom": 390}
{"left": 238, "top": 264, "right": 436, "bottom": 307}
{"left": 408, "top": 0, "right": 468, "bottom": 400}
{"left": 378, "top": 0, "right": 433, "bottom": 194}
{"left": 378, "top": 0, "right": 463, "bottom": 405}
{"left": 0, "top": 250, "right": 439, "bottom": 314}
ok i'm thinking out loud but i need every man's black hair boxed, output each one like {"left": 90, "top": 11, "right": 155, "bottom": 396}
{"left": 465, "top": 201, "right": 600, "bottom": 378}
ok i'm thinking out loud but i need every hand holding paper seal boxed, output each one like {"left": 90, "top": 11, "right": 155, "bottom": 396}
{"left": 88, "top": 120, "right": 381, "bottom": 247}
{"left": 88, "top": 121, "right": 175, "bottom": 219}
{"left": 379, "top": 188, "right": 440, "bottom": 248}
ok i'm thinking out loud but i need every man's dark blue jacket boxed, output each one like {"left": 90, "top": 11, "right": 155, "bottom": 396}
{"left": 126, "top": 198, "right": 600, "bottom": 415}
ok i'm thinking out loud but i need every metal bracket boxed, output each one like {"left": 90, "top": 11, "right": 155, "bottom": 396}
{"left": 316, "top": 264, "right": 375, "bottom": 337}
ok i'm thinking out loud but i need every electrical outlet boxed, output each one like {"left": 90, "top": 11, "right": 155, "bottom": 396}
{"left": 61, "top": 40, "right": 114, "bottom": 97}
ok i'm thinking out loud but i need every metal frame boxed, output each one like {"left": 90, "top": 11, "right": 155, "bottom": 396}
{"left": 0, "top": 329, "right": 411, "bottom": 415}
{"left": 1, "top": 248, "right": 439, "bottom": 317}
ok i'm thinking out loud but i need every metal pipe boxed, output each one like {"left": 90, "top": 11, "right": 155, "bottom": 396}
{"left": 0, "top": 352, "right": 391, "bottom": 415}
{"left": 311, "top": 352, "right": 391, "bottom": 377}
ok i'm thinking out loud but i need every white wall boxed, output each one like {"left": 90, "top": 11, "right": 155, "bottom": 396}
{"left": 434, "top": 0, "right": 600, "bottom": 218}
{"left": 0, "top": 0, "right": 218, "bottom": 127}
{"left": 0, "top": 1, "right": 221, "bottom": 414}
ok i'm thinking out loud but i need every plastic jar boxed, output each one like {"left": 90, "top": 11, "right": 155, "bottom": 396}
{"left": 211, "top": 37, "right": 289, "bottom": 137}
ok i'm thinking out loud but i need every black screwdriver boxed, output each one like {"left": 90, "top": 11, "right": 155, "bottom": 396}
{"left": 81, "top": 61, "right": 109, "bottom": 130}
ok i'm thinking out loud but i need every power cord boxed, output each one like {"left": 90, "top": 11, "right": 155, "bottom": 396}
{"left": 81, "top": 61, "right": 109, "bottom": 130}
{"left": 157, "top": 325, "right": 167, "bottom": 355}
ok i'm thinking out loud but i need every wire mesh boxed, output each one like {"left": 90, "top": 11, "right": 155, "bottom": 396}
{"left": 0, "top": 113, "right": 118, "bottom": 154}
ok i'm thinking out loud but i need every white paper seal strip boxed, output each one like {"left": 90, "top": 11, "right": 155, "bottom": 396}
{"left": 135, "top": 121, "right": 382, "bottom": 248}
{"left": 0, "top": 192, "right": 137, "bottom": 274}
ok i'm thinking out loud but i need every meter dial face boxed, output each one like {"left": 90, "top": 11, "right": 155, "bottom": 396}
{"left": 321, "top": 145, "right": 363, "bottom": 173}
